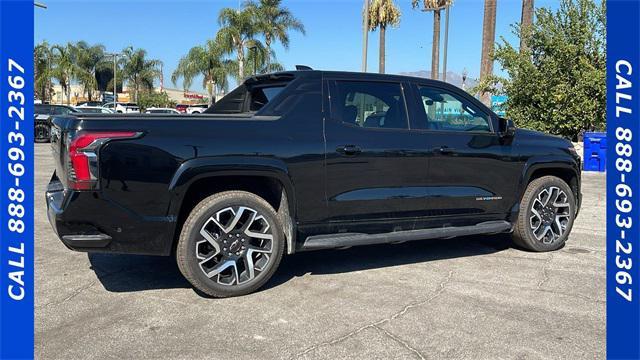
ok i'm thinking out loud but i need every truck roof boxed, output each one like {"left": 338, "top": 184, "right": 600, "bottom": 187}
{"left": 244, "top": 69, "right": 454, "bottom": 87}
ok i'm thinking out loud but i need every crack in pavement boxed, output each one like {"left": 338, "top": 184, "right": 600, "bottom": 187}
{"left": 292, "top": 271, "right": 453, "bottom": 359}
{"left": 373, "top": 324, "right": 426, "bottom": 360}
{"left": 455, "top": 277, "right": 605, "bottom": 304}
{"left": 38, "top": 280, "right": 98, "bottom": 309}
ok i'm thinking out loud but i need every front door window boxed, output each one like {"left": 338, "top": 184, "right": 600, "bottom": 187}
{"left": 417, "top": 86, "right": 492, "bottom": 132}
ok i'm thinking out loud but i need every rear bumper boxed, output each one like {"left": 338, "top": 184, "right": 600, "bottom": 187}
{"left": 46, "top": 183, "right": 112, "bottom": 250}
{"left": 46, "top": 178, "right": 175, "bottom": 256}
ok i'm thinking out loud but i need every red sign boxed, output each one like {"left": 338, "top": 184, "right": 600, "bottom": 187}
{"left": 183, "top": 92, "right": 204, "bottom": 99}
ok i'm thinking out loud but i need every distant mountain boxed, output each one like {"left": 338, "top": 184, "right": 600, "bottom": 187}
{"left": 398, "top": 70, "right": 477, "bottom": 89}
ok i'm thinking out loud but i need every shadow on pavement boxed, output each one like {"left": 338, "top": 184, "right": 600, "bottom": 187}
{"left": 88, "top": 253, "right": 191, "bottom": 292}
{"left": 88, "top": 234, "right": 513, "bottom": 295}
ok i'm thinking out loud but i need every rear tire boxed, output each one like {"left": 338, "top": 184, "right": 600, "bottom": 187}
{"left": 512, "top": 176, "right": 576, "bottom": 252}
{"left": 176, "top": 191, "right": 285, "bottom": 297}
{"left": 34, "top": 123, "right": 50, "bottom": 143}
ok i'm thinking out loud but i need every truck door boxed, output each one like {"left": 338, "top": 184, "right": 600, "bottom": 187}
{"left": 409, "top": 82, "right": 518, "bottom": 223}
{"left": 323, "top": 78, "right": 431, "bottom": 233}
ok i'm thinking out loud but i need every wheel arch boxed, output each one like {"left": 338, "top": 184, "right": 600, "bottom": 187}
{"left": 166, "top": 157, "right": 297, "bottom": 256}
{"left": 516, "top": 156, "right": 581, "bottom": 217}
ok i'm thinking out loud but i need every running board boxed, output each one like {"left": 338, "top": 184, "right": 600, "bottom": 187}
{"left": 300, "top": 220, "right": 512, "bottom": 251}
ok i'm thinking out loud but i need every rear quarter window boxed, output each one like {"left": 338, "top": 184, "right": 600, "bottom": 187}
{"left": 249, "top": 85, "right": 287, "bottom": 112}
{"left": 206, "top": 76, "right": 294, "bottom": 115}
{"left": 207, "top": 85, "right": 248, "bottom": 114}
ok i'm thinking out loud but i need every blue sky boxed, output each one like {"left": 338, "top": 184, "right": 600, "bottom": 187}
{"left": 35, "top": 0, "right": 559, "bottom": 92}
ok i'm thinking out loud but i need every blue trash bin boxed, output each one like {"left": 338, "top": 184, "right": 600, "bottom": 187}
{"left": 583, "top": 132, "right": 607, "bottom": 172}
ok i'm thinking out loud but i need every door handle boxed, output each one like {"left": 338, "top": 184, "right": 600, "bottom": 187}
{"left": 435, "top": 146, "right": 456, "bottom": 154}
{"left": 337, "top": 145, "right": 362, "bottom": 155}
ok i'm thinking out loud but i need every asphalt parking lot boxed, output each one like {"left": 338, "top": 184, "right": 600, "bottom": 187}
{"left": 34, "top": 143, "right": 606, "bottom": 359}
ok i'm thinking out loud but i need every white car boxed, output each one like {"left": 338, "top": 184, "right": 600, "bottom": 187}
{"left": 186, "top": 104, "right": 209, "bottom": 114}
{"left": 74, "top": 106, "right": 114, "bottom": 114}
{"left": 144, "top": 107, "right": 181, "bottom": 114}
{"left": 103, "top": 102, "right": 140, "bottom": 114}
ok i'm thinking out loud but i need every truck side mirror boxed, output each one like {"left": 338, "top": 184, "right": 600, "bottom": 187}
{"left": 499, "top": 117, "right": 516, "bottom": 139}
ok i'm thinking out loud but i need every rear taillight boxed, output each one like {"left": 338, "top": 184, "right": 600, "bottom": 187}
{"left": 67, "top": 131, "right": 138, "bottom": 190}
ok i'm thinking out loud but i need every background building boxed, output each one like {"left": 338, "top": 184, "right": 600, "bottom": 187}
{"left": 48, "top": 84, "right": 211, "bottom": 105}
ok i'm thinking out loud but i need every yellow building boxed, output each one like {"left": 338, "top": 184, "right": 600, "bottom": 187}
{"left": 48, "top": 84, "right": 214, "bottom": 106}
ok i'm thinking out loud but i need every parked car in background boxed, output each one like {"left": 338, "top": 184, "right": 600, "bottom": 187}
{"left": 102, "top": 93, "right": 115, "bottom": 104}
{"left": 186, "top": 104, "right": 209, "bottom": 114}
{"left": 46, "top": 70, "right": 582, "bottom": 297}
{"left": 74, "top": 106, "right": 114, "bottom": 114}
{"left": 103, "top": 102, "right": 140, "bottom": 113}
{"left": 34, "top": 104, "right": 79, "bottom": 143}
{"left": 76, "top": 101, "right": 104, "bottom": 107}
{"left": 144, "top": 107, "right": 181, "bottom": 114}
{"left": 176, "top": 104, "right": 190, "bottom": 113}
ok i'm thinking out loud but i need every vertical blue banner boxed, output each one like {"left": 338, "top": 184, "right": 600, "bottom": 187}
{"left": 0, "top": 0, "right": 35, "bottom": 359}
{"left": 606, "top": 0, "right": 640, "bottom": 359}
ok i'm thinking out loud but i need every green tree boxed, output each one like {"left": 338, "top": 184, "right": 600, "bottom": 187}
{"left": 172, "top": 39, "right": 231, "bottom": 106}
{"left": 367, "top": 0, "right": 401, "bottom": 74}
{"left": 245, "top": 44, "right": 285, "bottom": 75}
{"left": 34, "top": 41, "right": 53, "bottom": 102}
{"left": 137, "top": 91, "right": 177, "bottom": 111}
{"left": 492, "top": 0, "right": 605, "bottom": 140}
{"left": 120, "top": 47, "right": 162, "bottom": 102}
{"left": 216, "top": 7, "right": 261, "bottom": 80}
{"left": 51, "top": 42, "right": 81, "bottom": 105}
{"left": 74, "top": 41, "right": 107, "bottom": 102}
{"left": 245, "top": 0, "right": 305, "bottom": 68}
{"left": 411, "top": 0, "right": 453, "bottom": 80}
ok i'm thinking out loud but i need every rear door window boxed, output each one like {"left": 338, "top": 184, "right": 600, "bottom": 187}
{"left": 332, "top": 81, "right": 409, "bottom": 130}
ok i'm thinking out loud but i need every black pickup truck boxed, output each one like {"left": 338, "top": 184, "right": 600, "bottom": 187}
{"left": 47, "top": 70, "right": 581, "bottom": 297}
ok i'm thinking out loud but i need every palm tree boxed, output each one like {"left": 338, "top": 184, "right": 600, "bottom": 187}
{"left": 51, "top": 42, "right": 80, "bottom": 105}
{"left": 172, "top": 39, "right": 231, "bottom": 106}
{"left": 216, "top": 7, "right": 260, "bottom": 81}
{"left": 520, "top": 0, "right": 534, "bottom": 53}
{"left": 412, "top": 0, "right": 453, "bottom": 80}
{"left": 367, "top": 0, "right": 401, "bottom": 74}
{"left": 34, "top": 41, "right": 52, "bottom": 102}
{"left": 74, "top": 41, "right": 106, "bottom": 102}
{"left": 120, "top": 47, "right": 162, "bottom": 102}
{"left": 479, "top": 0, "right": 497, "bottom": 105}
{"left": 245, "top": 43, "right": 285, "bottom": 74}
{"left": 245, "top": 0, "right": 305, "bottom": 68}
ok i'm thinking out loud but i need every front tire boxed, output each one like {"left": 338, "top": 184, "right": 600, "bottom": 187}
{"left": 512, "top": 176, "right": 576, "bottom": 252}
{"left": 176, "top": 191, "right": 285, "bottom": 297}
